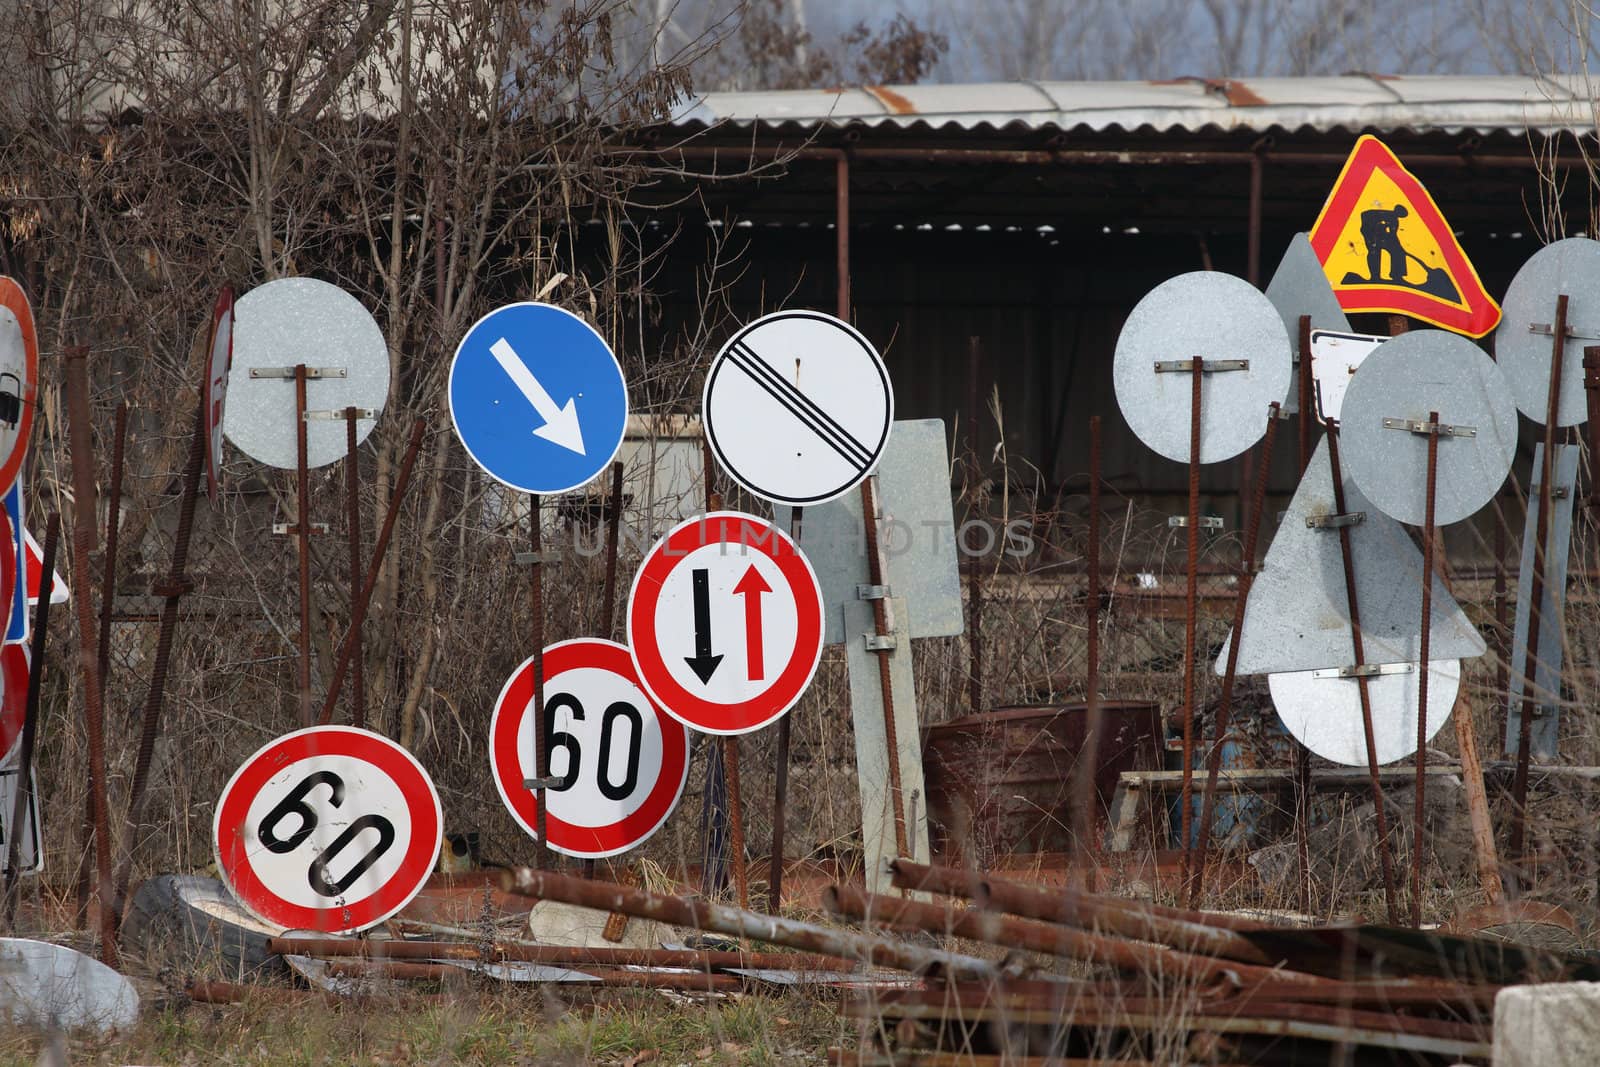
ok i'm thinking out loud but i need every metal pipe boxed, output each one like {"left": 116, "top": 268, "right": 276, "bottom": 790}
{"left": 265, "top": 938, "right": 850, "bottom": 970}
{"left": 316, "top": 418, "right": 428, "bottom": 726}
{"left": 1246, "top": 152, "right": 1263, "bottom": 287}
{"left": 294, "top": 363, "right": 312, "bottom": 727}
{"left": 1189, "top": 404, "right": 1278, "bottom": 907}
{"left": 888, "top": 859, "right": 1272, "bottom": 966}
{"left": 64, "top": 348, "right": 116, "bottom": 968}
{"left": 771, "top": 500, "right": 802, "bottom": 911}
{"left": 530, "top": 490, "right": 548, "bottom": 864}
{"left": 1178, "top": 357, "right": 1203, "bottom": 885}
{"left": 836, "top": 153, "right": 850, "bottom": 319}
{"left": 499, "top": 866, "right": 999, "bottom": 979}
{"left": 860, "top": 475, "right": 909, "bottom": 858}
{"left": 1413, "top": 410, "right": 1441, "bottom": 927}
{"left": 600, "top": 459, "right": 624, "bottom": 639}
{"left": 111, "top": 389, "right": 207, "bottom": 931}
{"left": 2, "top": 512, "right": 58, "bottom": 924}
{"left": 825, "top": 885, "right": 1320, "bottom": 988}
{"left": 96, "top": 403, "right": 125, "bottom": 706}
{"left": 1325, "top": 422, "right": 1401, "bottom": 924}
{"left": 1073, "top": 416, "right": 1102, "bottom": 864}
{"left": 344, "top": 407, "right": 365, "bottom": 728}
{"left": 1510, "top": 295, "right": 1569, "bottom": 871}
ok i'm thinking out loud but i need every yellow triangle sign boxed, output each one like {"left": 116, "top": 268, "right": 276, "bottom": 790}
{"left": 1309, "top": 135, "right": 1501, "bottom": 338}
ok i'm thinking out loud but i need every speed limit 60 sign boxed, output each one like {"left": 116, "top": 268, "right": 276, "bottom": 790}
{"left": 628, "top": 511, "right": 824, "bottom": 735}
{"left": 213, "top": 726, "right": 442, "bottom": 934}
{"left": 490, "top": 639, "right": 688, "bottom": 858}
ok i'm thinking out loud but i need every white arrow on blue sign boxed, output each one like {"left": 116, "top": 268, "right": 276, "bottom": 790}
{"left": 448, "top": 302, "right": 628, "bottom": 495}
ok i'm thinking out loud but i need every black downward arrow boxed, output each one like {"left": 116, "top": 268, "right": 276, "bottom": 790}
{"left": 684, "top": 568, "right": 724, "bottom": 684}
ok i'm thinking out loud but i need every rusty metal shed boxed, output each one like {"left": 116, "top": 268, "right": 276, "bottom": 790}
{"left": 633, "top": 76, "right": 1599, "bottom": 528}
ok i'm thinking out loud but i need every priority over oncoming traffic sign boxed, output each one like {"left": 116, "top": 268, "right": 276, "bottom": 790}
{"left": 703, "top": 310, "right": 892, "bottom": 506}
{"left": 490, "top": 639, "right": 689, "bottom": 859}
{"left": 627, "top": 511, "right": 824, "bottom": 735}
{"left": 449, "top": 302, "right": 628, "bottom": 495}
{"left": 212, "top": 726, "right": 442, "bottom": 934}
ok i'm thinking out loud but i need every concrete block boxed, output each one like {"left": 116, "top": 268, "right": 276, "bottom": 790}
{"left": 1494, "top": 982, "right": 1600, "bottom": 1067}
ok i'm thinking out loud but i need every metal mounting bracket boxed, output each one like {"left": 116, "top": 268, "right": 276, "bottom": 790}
{"left": 249, "top": 367, "right": 348, "bottom": 380}
{"left": 855, "top": 583, "right": 892, "bottom": 601}
{"left": 1382, "top": 417, "right": 1477, "bottom": 438}
{"left": 863, "top": 634, "right": 897, "bottom": 652}
{"left": 1153, "top": 358, "right": 1249, "bottom": 374}
{"left": 272, "top": 522, "right": 330, "bottom": 535}
{"left": 1305, "top": 512, "right": 1365, "bottom": 530}
{"left": 303, "top": 408, "right": 376, "bottom": 421}
{"left": 1529, "top": 322, "right": 1600, "bottom": 341}
{"left": 523, "top": 777, "right": 563, "bottom": 791}
{"left": 1169, "top": 516, "right": 1224, "bottom": 529}
{"left": 514, "top": 552, "right": 558, "bottom": 566}
{"left": 1311, "top": 662, "right": 1416, "bottom": 680}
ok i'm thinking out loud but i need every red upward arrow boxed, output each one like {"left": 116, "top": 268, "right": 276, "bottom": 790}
{"left": 732, "top": 565, "right": 772, "bottom": 681}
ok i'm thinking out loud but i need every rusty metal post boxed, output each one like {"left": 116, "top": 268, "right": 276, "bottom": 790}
{"left": 1178, "top": 357, "right": 1203, "bottom": 882}
{"left": 1072, "top": 416, "right": 1103, "bottom": 867}
{"left": 966, "top": 337, "right": 984, "bottom": 717}
{"left": 64, "top": 349, "right": 115, "bottom": 967}
{"left": 1189, "top": 404, "right": 1278, "bottom": 908}
{"left": 96, "top": 403, "right": 125, "bottom": 705}
{"left": 2, "top": 513, "right": 58, "bottom": 925}
{"left": 1413, "top": 410, "right": 1441, "bottom": 927}
{"left": 600, "top": 459, "right": 624, "bottom": 639}
{"left": 110, "top": 390, "right": 207, "bottom": 931}
{"left": 1246, "top": 151, "right": 1263, "bottom": 288}
{"left": 500, "top": 866, "right": 999, "bottom": 980}
{"left": 723, "top": 734, "right": 748, "bottom": 908}
{"left": 344, "top": 408, "right": 365, "bottom": 728}
{"left": 1325, "top": 423, "right": 1401, "bottom": 924}
{"left": 293, "top": 364, "right": 313, "bottom": 727}
{"left": 860, "top": 476, "right": 909, "bottom": 859}
{"left": 835, "top": 152, "right": 850, "bottom": 320}
{"left": 529, "top": 492, "right": 549, "bottom": 866}
{"left": 769, "top": 502, "right": 802, "bottom": 911}
{"left": 317, "top": 419, "right": 428, "bottom": 726}
{"left": 1510, "top": 296, "right": 1570, "bottom": 873}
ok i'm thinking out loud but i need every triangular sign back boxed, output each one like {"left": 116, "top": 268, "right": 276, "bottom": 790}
{"left": 1308, "top": 135, "right": 1501, "bottom": 338}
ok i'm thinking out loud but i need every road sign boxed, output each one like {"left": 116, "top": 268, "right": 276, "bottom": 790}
{"left": 449, "top": 302, "right": 628, "bottom": 495}
{"left": 22, "top": 527, "right": 66, "bottom": 608}
{"left": 1494, "top": 236, "right": 1600, "bottom": 427}
{"left": 628, "top": 511, "right": 824, "bottom": 735}
{"left": 1505, "top": 443, "right": 1578, "bottom": 760}
{"left": 0, "top": 488, "right": 17, "bottom": 645}
{"left": 205, "top": 287, "right": 235, "bottom": 498}
{"left": 1308, "top": 329, "right": 1385, "bottom": 421}
{"left": 775, "top": 419, "right": 965, "bottom": 645}
{"left": 0, "top": 647, "right": 29, "bottom": 768}
{"left": 1265, "top": 233, "right": 1351, "bottom": 416}
{"left": 0, "top": 279, "right": 37, "bottom": 499}
{"left": 224, "top": 278, "right": 390, "bottom": 470}
{"left": 1309, "top": 135, "right": 1500, "bottom": 337}
{"left": 490, "top": 639, "right": 689, "bottom": 858}
{"left": 212, "top": 725, "right": 442, "bottom": 934}
{"left": 1269, "top": 659, "right": 1458, "bottom": 766}
{"left": 0, "top": 767, "right": 41, "bottom": 875}
{"left": 703, "top": 310, "right": 893, "bottom": 506}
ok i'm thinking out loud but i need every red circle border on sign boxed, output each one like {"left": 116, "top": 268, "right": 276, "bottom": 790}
{"left": 627, "top": 511, "right": 824, "bottom": 735}
{"left": 211, "top": 726, "right": 442, "bottom": 934}
{"left": 489, "top": 639, "right": 688, "bottom": 858}
{"left": 0, "top": 278, "right": 38, "bottom": 499}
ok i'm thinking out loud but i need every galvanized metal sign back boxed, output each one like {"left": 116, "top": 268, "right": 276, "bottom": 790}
{"left": 775, "top": 419, "right": 964, "bottom": 646}
{"left": 1504, "top": 443, "right": 1578, "bottom": 759}
{"left": 1217, "top": 436, "right": 1486, "bottom": 676}
{"left": 1494, "top": 236, "right": 1600, "bottom": 428}
{"left": 1269, "top": 658, "right": 1459, "bottom": 766}
{"left": 1265, "top": 233, "right": 1351, "bottom": 416}
{"left": 1338, "top": 330, "right": 1517, "bottom": 528}
{"left": 1113, "top": 271, "right": 1292, "bottom": 464}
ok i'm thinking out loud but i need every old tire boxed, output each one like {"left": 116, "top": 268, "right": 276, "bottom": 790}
{"left": 120, "top": 874, "right": 287, "bottom": 981}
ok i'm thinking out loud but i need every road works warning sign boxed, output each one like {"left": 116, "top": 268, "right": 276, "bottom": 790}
{"left": 1309, "top": 135, "right": 1501, "bottom": 338}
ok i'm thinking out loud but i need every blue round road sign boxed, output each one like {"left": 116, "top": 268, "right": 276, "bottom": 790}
{"left": 449, "top": 303, "right": 628, "bottom": 494}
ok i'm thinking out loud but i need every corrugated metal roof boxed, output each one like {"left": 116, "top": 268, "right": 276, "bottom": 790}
{"left": 671, "top": 75, "right": 1600, "bottom": 136}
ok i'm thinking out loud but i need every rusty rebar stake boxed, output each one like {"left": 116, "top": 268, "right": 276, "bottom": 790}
{"left": 861, "top": 475, "right": 910, "bottom": 861}
{"left": 2, "top": 513, "right": 58, "bottom": 926}
{"left": 1509, "top": 295, "right": 1570, "bottom": 874}
{"left": 316, "top": 419, "right": 428, "bottom": 726}
{"left": 110, "top": 390, "right": 207, "bottom": 932}
{"left": 344, "top": 408, "right": 365, "bottom": 728}
{"left": 1072, "top": 416, "right": 1103, "bottom": 869}
{"left": 1188, "top": 403, "right": 1278, "bottom": 908}
{"left": 1413, "top": 410, "right": 1441, "bottom": 927}
{"left": 97, "top": 403, "right": 126, "bottom": 707}
{"left": 64, "top": 348, "right": 116, "bottom": 967}
{"left": 1326, "top": 423, "right": 1402, "bottom": 924}
{"left": 1179, "top": 356, "right": 1203, "bottom": 887}
{"left": 293, "top": 363, "right": 313, "bottom": 727}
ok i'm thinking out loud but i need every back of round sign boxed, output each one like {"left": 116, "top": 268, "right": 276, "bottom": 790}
{"left": 1494, "top": 236, "right": 1600, "bottom": 427}
{"left": 224, "top": 278, "right": 390, "bottom": 470}
{"left": 1337, "top": 330, "right": 1517, "bottom": 527}
{"left": 1113, "top": 271, "right": 1292, "bottom": 465}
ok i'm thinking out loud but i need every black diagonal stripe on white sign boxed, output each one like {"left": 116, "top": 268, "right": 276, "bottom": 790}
{"left": 727, "top": 343, "right": 874, "bottom": 471}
